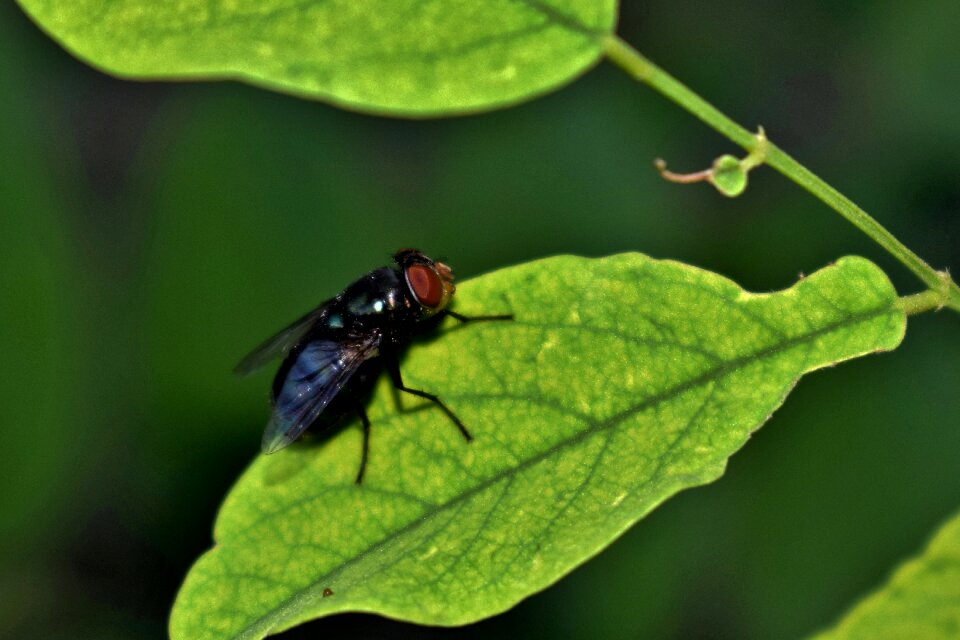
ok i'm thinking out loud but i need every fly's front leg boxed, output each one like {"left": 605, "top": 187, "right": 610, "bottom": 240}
{"left": 445, "top": 310, "right": 513, "bottom": 324}
{"left": 385, "top": 355, "right": 472, "bottom": 442}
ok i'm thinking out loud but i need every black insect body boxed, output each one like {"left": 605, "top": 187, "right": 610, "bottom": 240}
{"left": 236, "top": 249, "right": 512, "bottom": 483}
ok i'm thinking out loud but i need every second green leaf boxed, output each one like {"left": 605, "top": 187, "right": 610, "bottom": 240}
{"left": 17, "top": 0, "right": 618, "bottom": 115}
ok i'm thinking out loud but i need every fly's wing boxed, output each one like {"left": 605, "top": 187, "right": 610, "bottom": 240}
{"left": 261, "top": 336, "right": 380, "bottom": 454}
{"left": 234, "top": 303, "right": 330, "bottom": 376}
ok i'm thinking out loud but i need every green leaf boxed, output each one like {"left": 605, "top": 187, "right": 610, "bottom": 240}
{"left": 16, "top": 0, "right": 618, "bottom": 116}
{"left": 170, "top": 253, "right": 905, "bottom": 639}
{"left": 811, "top": 508, "right": 960, "bottom": 640}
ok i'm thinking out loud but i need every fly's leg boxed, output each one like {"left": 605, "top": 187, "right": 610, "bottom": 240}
{"left": 386, "top": 356, "right": 472, "bottom": 442}
{"left": 445, "top": 310, "right": 513, "bottom": 324}
{"left": 355, "top": 404, "right": 371, "bottom": 485}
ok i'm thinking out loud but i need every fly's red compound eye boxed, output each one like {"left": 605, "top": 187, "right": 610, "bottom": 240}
{"left": 406, "top": 264, "right": 443, "bottom": 308}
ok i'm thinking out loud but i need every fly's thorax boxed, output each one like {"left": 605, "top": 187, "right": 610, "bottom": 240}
{"left": 338, "top": 268, "right": 405, "bottom": 320}
{"left": 344, "top": 288, "right": 402, "bottom": 317}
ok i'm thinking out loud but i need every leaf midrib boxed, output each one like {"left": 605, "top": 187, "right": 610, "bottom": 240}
{"left": 227, "top": 300, "right": 896, "bottom": 640}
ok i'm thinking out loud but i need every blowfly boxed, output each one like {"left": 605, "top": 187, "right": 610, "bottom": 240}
{"left": 236, "top": 249, "right": 512, "bottom": 483}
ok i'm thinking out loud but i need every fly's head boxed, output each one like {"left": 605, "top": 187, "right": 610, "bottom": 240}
{"left": 394, "top": 248, "right": 455, "bottom": 319}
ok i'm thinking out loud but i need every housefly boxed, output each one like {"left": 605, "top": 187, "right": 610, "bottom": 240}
{"left": 235, "top": 249, "right": 512, "bottom": 484}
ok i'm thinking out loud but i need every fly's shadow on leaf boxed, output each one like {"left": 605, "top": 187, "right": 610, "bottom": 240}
{"left": 260, "top": 431, "right": 344, "bottom": 487}
{"left": 171, "top": 253, "right": 906, "bottom": 640}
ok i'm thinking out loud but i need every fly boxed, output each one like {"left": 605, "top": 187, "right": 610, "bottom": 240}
{"left": 235, "top": 249, "right": 513, "bottom": 483}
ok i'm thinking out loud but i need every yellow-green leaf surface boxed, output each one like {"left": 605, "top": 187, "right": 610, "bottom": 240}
{"left": 16, "top": 0, "right": 617, "bottom": 116}
{"left": 171, "top": 253, "right": 905, "bottom": 639}
{"left": 812, "top": 509, "right": 960, "bottom": 640}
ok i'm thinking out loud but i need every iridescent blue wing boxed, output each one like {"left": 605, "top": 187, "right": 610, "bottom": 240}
{"left": 260, "top": 336, "right": 380, "bottom": 454}
{"left": 234, "top": 303, "right": 330, "bottom": 376}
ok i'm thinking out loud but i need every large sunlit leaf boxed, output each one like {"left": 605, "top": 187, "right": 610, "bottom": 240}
{"left": 171, "top": 253, "right": 905, "bottom": 639}
{"left": 16, "top": 0, "right": 617, "bottom": 116}
{"left": 811, "top": 508, "right": 960, "bottom": 640}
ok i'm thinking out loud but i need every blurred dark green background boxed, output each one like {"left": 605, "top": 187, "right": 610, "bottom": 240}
{"left": 2, "top": 1, "right": 958, "bottom": 638}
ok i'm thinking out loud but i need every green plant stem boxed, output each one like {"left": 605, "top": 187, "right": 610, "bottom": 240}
{"left": 899, "top": 291, "right": 946, "bottom": 316}
{"left": 603, "top": 35, "right": 960, "bottom": 314}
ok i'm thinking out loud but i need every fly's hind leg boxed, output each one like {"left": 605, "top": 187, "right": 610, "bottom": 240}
{"left": 355, "top": 404, "right": 371, "bottom": 485}
{"left": 385, "top": 356, "right": 472, "bottom": 442}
